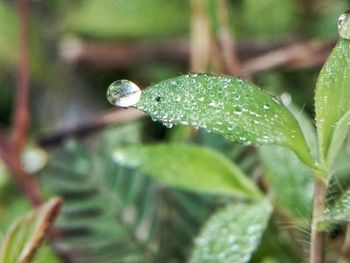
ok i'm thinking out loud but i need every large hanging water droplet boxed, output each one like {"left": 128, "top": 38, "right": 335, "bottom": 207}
{"left": 338, "top": 10, "right": 350, "bottom": 40}
{"left": 106, "top": 80, "right": 141, "bottom": 107}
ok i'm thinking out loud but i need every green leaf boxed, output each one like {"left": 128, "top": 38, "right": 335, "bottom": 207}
{"left": 0, "top": 198, "right": 62, "bottom": 263}
{"left": 315, "top": 39, "right": 350, "bottom": 167}
{"left": 42, "top": 140, "right": 215, "bottom": 262}
{"left": 260, "top": 103, "right": 315, "bottom": 220}
{"left": 190, "top": 200, "right": 272, "bottom": 263}
{"left": 112, "top": 143, "right": 262, "bottom": 199}
{"left": 135, "top": 74, "right": 313, "bottom": 167}
{"left": 319, "top": 190, "right": 350, "bottom": 230}
{"left": 326, "top": 111, "right": 350, "bottom": 166}
{"left": 260, "top": 145, "right": 313, "bottom": 220}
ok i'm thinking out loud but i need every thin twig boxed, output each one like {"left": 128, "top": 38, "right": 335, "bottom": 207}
{"left": 241, "top": 39, "right": 335, "bottom": 77}
{"left": 342, "top": 224, "right": 350, "bottom": 255}
{"left": 0, "top": 0, "right": 45, "bottom": 207}
{"left": 0, "top": 143, "right": 43, "bottom": 206}
{"left": 13, "top": 0, "right": 30, "bottom": 152}
{"left": 60, "top": 37, "right": 336, "bottom": 75}
{"left": 216, "top": 0, "right": 240, "bottom": 75}
{"left": 190, "top": 0, "right": 211, "bottom": 72}
{"left": 60, "top": 37, "right": 189, "bottom": 69}
{"left": 39, "top": 109, "right": 144, "bottom": 147}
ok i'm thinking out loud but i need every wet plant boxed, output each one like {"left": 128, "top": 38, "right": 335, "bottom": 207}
{"left": 106, "top": 11, "right": 350, "bottom": 263}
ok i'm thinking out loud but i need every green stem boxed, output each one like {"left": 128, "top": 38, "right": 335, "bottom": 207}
{"left": 309, "top": 175, "right": 327, "bottom": 263}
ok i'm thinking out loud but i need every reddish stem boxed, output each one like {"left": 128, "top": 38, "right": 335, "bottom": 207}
{"left": 13, "top": 0, "right": 30, "bottom": 152}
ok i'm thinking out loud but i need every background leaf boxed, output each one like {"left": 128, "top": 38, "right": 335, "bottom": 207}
{"left": 320, "top": 190, "right": 350, "bottom": 230}
{"left": 41, "top": 133, "right": 218, "bottom": 263}
{"left": 260, "top": 102, "right": 315, "bottom": 221}
{"left": 135, "top": 74, "right": 313, "bottom": 167}
{"left": 112, "top": 143, "right": 262, "bottom": 199}
{"left": 0, "top": 198, "right": 62, "bottom": 263}
{"left": 260, "top": 145, "right": 313, "bottom": 221}
{"left": 63, "top": 0, "right": 189, "bottom": 39}
{"left": 315, "top": 39, "right": 350, "bottom": 166}
{"left": 190, "top": 200, "right": 272, "bottom": 263}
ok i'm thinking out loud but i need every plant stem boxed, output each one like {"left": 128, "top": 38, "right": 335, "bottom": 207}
{"left": 13, "top": 0, "right": 30, "bottom": 151}
{"left": 310, "top": 176, "right": 327, "bottom": 263}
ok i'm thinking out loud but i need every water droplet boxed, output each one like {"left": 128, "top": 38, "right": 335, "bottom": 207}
{"left": 209, "top": 101, "right": 216, "bottom": 107}
{"left": 234, "top": 106, "right": 242, "bottom": 116}
{"left": 163, "top": 122, "right": 173, "bottom": 128}
{"left": 280, "top": 92, "right": 292, "bottom": 106}
{"left": 338, "top": 10, "right": 350, "bottom": 39}
{"left": 263, "top": 103, "right": 270, "bottom": 110}
{"left": 106, "top": 80, "right": 141, "bottom": 107}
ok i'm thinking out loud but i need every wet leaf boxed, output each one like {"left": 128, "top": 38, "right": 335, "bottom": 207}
{"left": 0, "top": 198, "right": 62, "bottom": 263}
{"left": 112, "top": 143, "right": 262, "bottom": 199}
{"left": 315, "top": 39, "right": 350, "bottom": 167}
{"left": 190, "top": 200, "right": 272, "bottom": 263}
{"left": 135, "top": 74, "right": 313, "bottom": 167}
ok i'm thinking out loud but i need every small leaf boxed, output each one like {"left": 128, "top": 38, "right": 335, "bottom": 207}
{"left": 315, "top": 39, "right": 350, "bottom": 166}
{"left": 190, "top": 200, "right": 272, "bottom": 263}
{"left": 135, "top": 74, "right": 313, "bottom": 167}
{"left": 0, "top": 198, "right": 62, "bottom": 263}
{"left": 320, "top": 190, "right": 350, "bottom": 230}
{"left": 326, "top": 111, "right": 350, "bottom": 166}
{"left": 112, "top": 143, "right": 262, "bottom": 199}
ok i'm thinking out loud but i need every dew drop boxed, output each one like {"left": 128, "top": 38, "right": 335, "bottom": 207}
{"left": 106, "top": 80, "right": 141, "bottom": 107}
{"left": 263, "top": 103, "right": 270, "bottom": 110}
{"left": 234, "top": 106, "right": 243, "bottom": 116}
{"left": 338, "top": 10, "right": 350, "bottom": 40}
{"left": 163, "top": 122, "right": 173, "bottom": 128}
{"left": 209, "top": 101, "right": 216, "bottom": 107}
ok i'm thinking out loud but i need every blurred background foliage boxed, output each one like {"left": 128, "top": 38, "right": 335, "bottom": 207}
{"left": 1, "top": 0, "right": 350, "bottom": 262}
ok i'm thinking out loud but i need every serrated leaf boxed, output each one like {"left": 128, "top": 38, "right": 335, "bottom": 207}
{"left": 190, "top": 200, "right": 272, "bottom": 263}
{"left": 320, "top": 190, "right": 350, "bottom": 230}
{"left": 0, "top": 198, "right": 62, "bottom": 263}
{"left": 112, "top": 143, "right": 262, "bottom": 199}
{"left": 135, "top": 74, "right": 313, "bottom": 167}
{"left": 315, "top": 39, "right": 350, "bottom": 167}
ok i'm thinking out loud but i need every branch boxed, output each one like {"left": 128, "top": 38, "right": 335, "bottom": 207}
{"left": 60, "top": 37, "right": 189, "bottom": 69}
{"left": 0, "top": 0, "right": 45, "bottom": 206}
{"left": 59, "top": 37, "right": 336, "bottom": 75}
{"left": 217, "top": 0, "right": 240, "bottom": 75}
{"left": 240, "top": 39, "right": 335, "bottom": 77}
{"left": 190, "top": 0, "right": 211, "bottom": 72}
{"left": 0, "top": 142, "right": 43, "bottom": 206}
{"left": 13, "top": 0, "right": 30, "bottom": 152}
{"left": 39, "top": 108, "right": 144, "bottom": 147}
